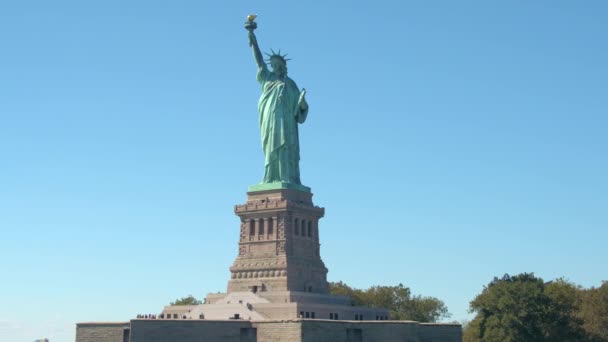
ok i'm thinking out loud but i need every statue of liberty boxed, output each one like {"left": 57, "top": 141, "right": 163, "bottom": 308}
{"left": 245, "top": 16, "right": 309, "bottom": 191}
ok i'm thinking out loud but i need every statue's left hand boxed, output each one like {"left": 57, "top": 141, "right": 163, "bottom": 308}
{"left": 298, "top": 89, "right": 308, "bottom": 110}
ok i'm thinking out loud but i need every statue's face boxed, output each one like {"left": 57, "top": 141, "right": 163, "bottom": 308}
{"left": 270, "top": 58, "right": 286, "bottom": 76}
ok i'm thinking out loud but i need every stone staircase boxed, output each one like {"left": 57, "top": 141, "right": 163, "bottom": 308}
{"left": 163, "top": 292, "right": 268, "bottom": 321}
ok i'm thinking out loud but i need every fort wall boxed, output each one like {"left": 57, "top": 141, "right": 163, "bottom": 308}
{"left": 76, "top": 322, "right": 129, "bottom": 342}
{"left": 76, "top": 319, "right": 461, "bottom": 342}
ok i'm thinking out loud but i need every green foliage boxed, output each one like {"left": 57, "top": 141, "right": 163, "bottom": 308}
{"left": 329, "top": 281, "right": 366, "bottom": 306}
{"left": 328, "top": 281, "right": 450, "bottom": 322}
{"left": 406, "top": 295, "right": 451, "bottom": 323}
{"left": 544, "top": 279, "right": 586, "bottom": 339}
{"left": 577, "top": 281, "right": 608, "bottom": 341}
{"left": 170, "top": 294, "right": 202, "bottom": 306}
{"left": 464, "top": 273, "right": 588, "bottom": 342}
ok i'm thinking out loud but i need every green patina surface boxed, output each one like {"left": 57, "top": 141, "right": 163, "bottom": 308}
{"left": 247, "top": 19, "right": 310, "bottom": 193}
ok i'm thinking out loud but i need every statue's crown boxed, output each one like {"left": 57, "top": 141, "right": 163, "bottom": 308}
{"left": 264, "top": 49, "right": 291, "bottom": 64}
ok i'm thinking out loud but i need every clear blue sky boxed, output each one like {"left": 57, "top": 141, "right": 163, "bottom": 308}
{"left": 1, "top": 1, "right": 607, "bottom": 341}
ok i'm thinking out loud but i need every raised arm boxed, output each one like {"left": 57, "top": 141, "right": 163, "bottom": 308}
{"left": 248, "top": 32, "right": 266, "bottom": 70}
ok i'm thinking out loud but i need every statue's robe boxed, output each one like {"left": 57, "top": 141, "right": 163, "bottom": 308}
{"left": 257, "top": 66, "right": 307, "bottom": 184}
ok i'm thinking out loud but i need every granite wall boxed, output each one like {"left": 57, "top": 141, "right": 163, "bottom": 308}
{"left": 76, "top": 319, "right": 462, "bottom": 342}
{"left": 418, "top": 323, "right": 463, "bottom": 342}
{"left": 254, "top": 321, "right": 301, "bottom": 342}
{"left": 129, "top": 320, "right": 255, "bottom": 342}
{"left": 299, "top": 320, "right": 417, "bottom": 342}
{"left": 76, "top": 322, "right": 129, "bottom": 342}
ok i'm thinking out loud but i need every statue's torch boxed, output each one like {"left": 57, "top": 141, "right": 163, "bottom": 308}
{"left": 244, "top": 14, "right": 258, "bottom": 32}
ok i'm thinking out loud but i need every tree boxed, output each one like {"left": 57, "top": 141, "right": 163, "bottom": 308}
{"left": 329, "top": 281, "right": 366, "bottom": 306}
{"left": 577, "top": 281, "right": 608, "bottom": 341}
{"left": 544, "top": 279, "right": 586, "bottom": 339}
{"left": 329, "top": 281, "right": 450, "bottom": 322}
{"left": 405, "top": 295, "right": 451, "bottom": 323}
{"left": 170, "top": 294, "right": 202, "bottom": 306}
{"left": 464, "top": 273, "right": 587, "bottom": 342}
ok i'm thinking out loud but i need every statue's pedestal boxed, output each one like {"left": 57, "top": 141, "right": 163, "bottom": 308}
{"left": 228, "top": 188, "right": 327, "bottom": 294}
